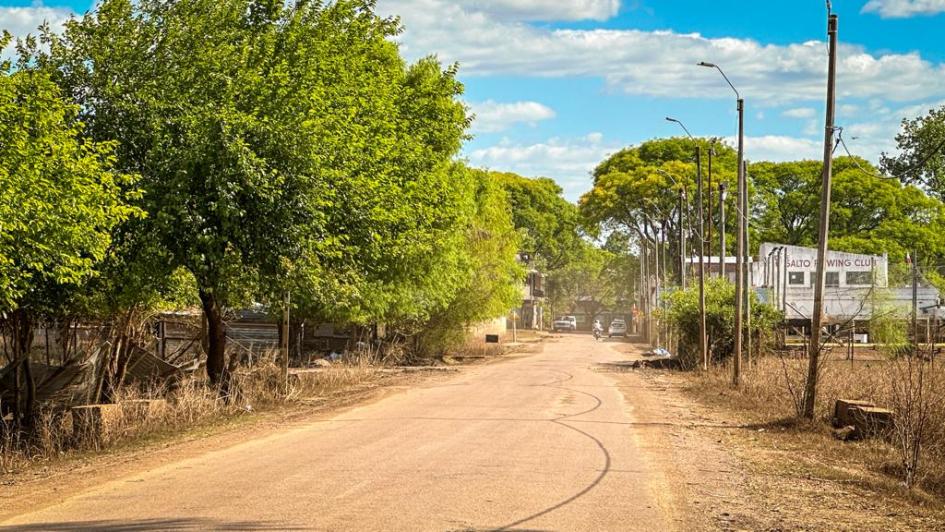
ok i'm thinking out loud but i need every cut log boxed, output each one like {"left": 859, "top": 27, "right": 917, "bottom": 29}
{"left": 832, "top": 399, "right": 874, "bottom": 428}
{"left": 849, "top": 406, "right": 894, "bottom": 438}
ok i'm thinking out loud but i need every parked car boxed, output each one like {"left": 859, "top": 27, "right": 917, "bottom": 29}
{"left": 552, "top": 316, "right": 577, "bottom": 332}
{"left": 608, "top": 319, "right": 627, "bottom": 337}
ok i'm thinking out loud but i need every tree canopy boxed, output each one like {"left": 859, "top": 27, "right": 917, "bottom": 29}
{"left": 31, "top": 0, "right": 470, "bottom": 384}
{"left": 0, "top": 62, "right": 137, "bottom": 316}
{"left": 750, "top": 157, "right": 945, "bottom": 265}
{"left": 881, "top": 105, "right": 945, "bottom": 198}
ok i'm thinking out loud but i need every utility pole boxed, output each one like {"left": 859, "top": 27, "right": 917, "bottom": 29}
{"left": 744, "top": 161, "right": 752, "bottom": 368}
{"left": 512, "top": 309, "right": 518, "bottom": 342}
{"left": 782, "top": 248, "right": 789, "bottom": 315}
{"left": 719, "top": 183, "right": 727, "bottom": 280}
{"left": 697, "top": 147, "right": 708, "bottom": 370}
{"left": 803, "top": 13, "right": 838, "bottom": 419}
{"left": 679, "top": 187, "right": 687, "bottom": 289}
{"left": 657, "top": 224, "right": 664, "bottom": 346}
{"left": 707, "top": 147, "right": 714, "bottom": 271}
{"left": 641, "top": 237, "right": 649, "bottom": 341}
{"left": 640, "top": 239, "right": 647, "bottom": 341}
{"left": 734, "top": 97, "right": 745, "bottom": 386}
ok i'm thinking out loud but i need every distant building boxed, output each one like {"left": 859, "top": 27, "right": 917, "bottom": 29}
{"left": 752, "top": 243, "right": 940, "bottom": 327}
{"left": 519, "top": 270, "right": 545, "bottom": 330}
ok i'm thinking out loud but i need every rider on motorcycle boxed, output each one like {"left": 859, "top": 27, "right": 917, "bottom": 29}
{"left": 592, "top": 319, "right": 603, "bottom": 340}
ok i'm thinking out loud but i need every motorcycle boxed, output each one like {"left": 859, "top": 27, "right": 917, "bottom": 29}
{"left": 593, "top": 328, "right": 602, "bottom": 341}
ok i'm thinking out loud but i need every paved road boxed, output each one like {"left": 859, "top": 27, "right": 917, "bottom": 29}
{"left": 3, "top": 335, "right": 703, "bottom": 531}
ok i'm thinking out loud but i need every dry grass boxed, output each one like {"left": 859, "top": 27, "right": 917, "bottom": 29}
{"left": 684, "top": 354, "right": 945, "bottom": 501}
{"left": 0, "top": 360, "right": 381, "bottom": 477}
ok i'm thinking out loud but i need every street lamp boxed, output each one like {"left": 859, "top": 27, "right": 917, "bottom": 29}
{"left": 664, "top": 117, "right": 709, "bottom": 370}
{"left": 718, "top": 182, "right": 727, "bottom": 280}
{"left": 699, "top": 60, "right": 746, "bottom": 384}
{"left": 665, "top": 116, "right": 694, "bottom": 140}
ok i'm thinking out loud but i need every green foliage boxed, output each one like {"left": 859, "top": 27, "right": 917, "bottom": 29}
{"left": 580, "top": 137, "right": 738, "bottom": 271}
{"left": 869, "top": 288, "right": 910, "bottom": 352}
{"left": 543, "top": 238, "right": 636, "bottom": 322}
{"left": 490, "top": 171, "right": 583, "bottom": 271}
{"left": 413, "top": 167, "right": 524, "bottom": 355}
{"left": 751, "top": 157, "right": 945, "bottom": 260}
{"left": 665, "top": 278, "right": 782, "bottom": 367}
{"left": 750, "top": 157, "right": 945, "bottom": 288}
{"left": 881, "top": 105, "right": 945, "bottom": 199}
{"left": 0, "top": 64, "right": 138, "bottom": 314}
{"left": 29, "top": 0, "right": 470, "bottom": 378}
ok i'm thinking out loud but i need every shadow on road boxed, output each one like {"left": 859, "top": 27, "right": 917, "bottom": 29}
{"left": 0, "top": 518, "right": 306, "bottom": 531}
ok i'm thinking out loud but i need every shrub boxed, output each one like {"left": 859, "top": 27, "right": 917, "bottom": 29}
{"left": 665, "top": 277, "right": 782, "bottom": 367}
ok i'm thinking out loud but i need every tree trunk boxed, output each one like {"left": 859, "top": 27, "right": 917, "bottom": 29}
{"left": 199, "top": 289, "right": 228, "bottom": 390}
{"left": 9, "top": 309, "right": 35, "bottom": 429}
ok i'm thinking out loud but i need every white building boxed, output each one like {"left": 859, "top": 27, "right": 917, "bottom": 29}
{"left": 753, "top": 243, "right": 939, "bottom": 325}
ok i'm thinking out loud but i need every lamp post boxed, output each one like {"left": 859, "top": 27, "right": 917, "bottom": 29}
{"left": 665, "top": 117, "right": 708, "bottom": 370}
{"left": 719, "top": 182, "right": 727, "bottom": 280}
{"left": 699, "top": 61, "right": 745, "bottom": 385}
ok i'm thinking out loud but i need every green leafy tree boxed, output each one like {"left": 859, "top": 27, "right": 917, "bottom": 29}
{"left": 491, "top": 172, "right": 583, "bottom": 272}
{"left": 0, "top": 56, "right": 137, "bottom": 423}
{"left": 412, "top": 167, "right": 523, "bottom": 355}
{"left": 581, "top": 137, "right": 738, "bottom": 282}
{"left": 35, "top": 0, "right": 468, "bottom": 387}
{"left": 750, "top": 157, "right": 945, "bottom": 285}
{"left": 881, "top": 106, "right": 945, "bottom": 198}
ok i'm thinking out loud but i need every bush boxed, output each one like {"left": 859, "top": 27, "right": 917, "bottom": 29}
{"left": 665, "top": 277, "right": 782, "bottom": 367}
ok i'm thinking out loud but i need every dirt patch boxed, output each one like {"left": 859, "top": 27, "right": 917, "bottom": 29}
{"left": 652, "top": 367, "right": 945, "bottom": 531}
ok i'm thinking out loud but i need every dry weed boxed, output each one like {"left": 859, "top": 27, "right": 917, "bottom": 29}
{"left": 686, "top": 355, "right": 945, "bottom": 497}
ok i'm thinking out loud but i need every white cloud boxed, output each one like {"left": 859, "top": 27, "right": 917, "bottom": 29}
{"left": 467, "top": 132, "right": 618, "bottom": 199}
{"left": 1, "top": 5, "right": 75, "bottom": 58}
{"left": 458, "top": 0, "right": 620, "bottom": 21}
{"left": 862, "top": 0, "right": 945, "bottom": 18}
{"left": 1, "top": 5, "right": 74, "bottom": 38}
{"left": 469, "top": 100, "right": 556, "bottom": 132}
{"left": 840, "top": 98, "right": 945, "bottom": 160}
{"left": 380, "top": 0, "right": 945, "bottom": 105}
{"left": 783, "top": 107, "right": 817, "bottom": 119}
{"left": 724, "top": 135, "right": 823, "bottom": 162}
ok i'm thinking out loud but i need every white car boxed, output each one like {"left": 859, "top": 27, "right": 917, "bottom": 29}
{"left": 552, "top": 316, "right": 577, "bottom": 332}
{"left": 608, "top": 319, "right": 627, "bottom": 337}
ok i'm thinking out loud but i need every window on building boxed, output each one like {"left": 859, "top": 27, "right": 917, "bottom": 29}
{"left": 788, "top": 271, "right": 805, "bottom": 285}
{"left": 846, "top": 271, "right": 872, "bottom": 286}
{"left": 826, "top": 271, "right": 840, "bottom": 287}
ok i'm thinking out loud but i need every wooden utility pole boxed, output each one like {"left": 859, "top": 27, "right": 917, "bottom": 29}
{"left": 512, "top": 309, "right": 518, "bottom": 343}
{"left": 744, "top": 161, "right": 752, "bottom": 368}
{"left": 803, "top": 13, "right": 838, "bottom": 419}
{"left": 679, "top": 186, "right": 687, "bottom": 289}
{"left": 641, "top": 235, "right": 650, "bottom": 342}
{"left": 707, "top": 147, "right": 713, "bottom": 270}
{"left": 733, "top": 98, "right": 745, "bottom": 386}
{"left": 697, "top": 147, "right": 708, "bottom": 370}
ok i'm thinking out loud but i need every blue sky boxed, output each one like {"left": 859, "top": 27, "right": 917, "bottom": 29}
{"left": 5, "top": 0, "right": 945, "bottom": 199}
